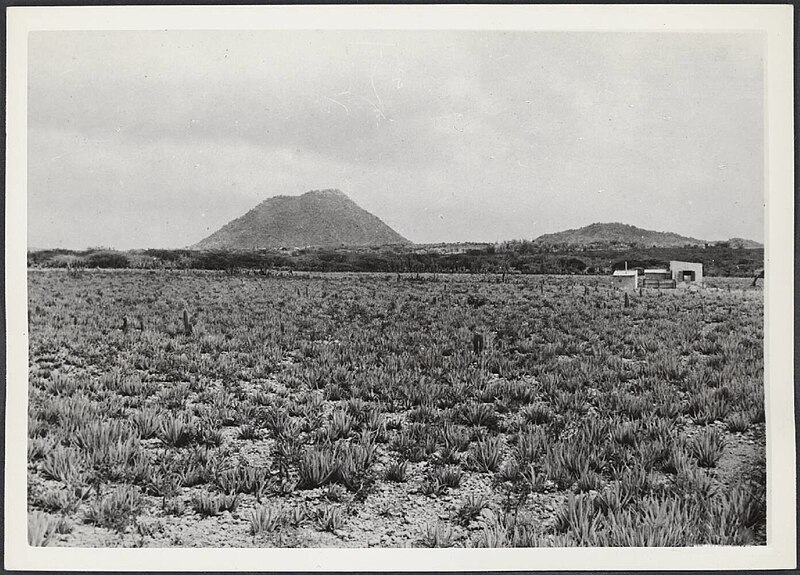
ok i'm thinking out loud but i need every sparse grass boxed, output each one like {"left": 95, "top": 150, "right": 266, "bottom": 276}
{"left": 85, "top": 485, "right": 143, "bottom": 532}
{"left": 192, "top": 492, "right": 240, "bottom": 517}
{"left": 456, "top": 493, "right": 489, "bottom": 526}
{"left": 384, "top": 459, "right": 409, "bottom": 482}
{"left": 40, "top": 447, "right": 85, "bottom": 484}
{"left": 692, "top": 429, "right": 725, "bottom": 468}
{"left": 420, "top": 521, "right": 455, "bottom": 547}
{"left": 315, "top": 504, "right": 345, "bottom": 533}
{"left": 250, "top": 504, "right": 285, "bottom": 535}
{"left": 432, "top": 465, "right": 463, "bottom": 489}
{"left": 470, "top": 437, "right": 504, "bottom": 472}
{"left": 158, "top": 415, "right": 195, "bottom": 448}
{"left": 28, "top": 511, "right": 55, "bottom": 546}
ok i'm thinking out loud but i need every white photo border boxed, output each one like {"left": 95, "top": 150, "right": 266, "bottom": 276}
{"left": 5, "top": 4, "right": 795, "bottom": 571}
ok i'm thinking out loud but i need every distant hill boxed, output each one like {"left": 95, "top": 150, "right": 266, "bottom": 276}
{"left": 532, "top": 222, "right": 761, "bottom": 250}
{"left": 725, "top": 237, "right": 764, "bottom": 249}
{"left": 191, "top": 189, "right": 410, "bottom": 250}
{"left": 533, "top": 223, "right": 705, "bottom": 248}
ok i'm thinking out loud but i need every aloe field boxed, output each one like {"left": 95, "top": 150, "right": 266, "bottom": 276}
{"left": 26, "top": 269, "right": 766, "bottom": 548}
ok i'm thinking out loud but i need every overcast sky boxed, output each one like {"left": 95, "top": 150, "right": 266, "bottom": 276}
{"left": 28, "top": 31, "right": 764, "bottom": 249}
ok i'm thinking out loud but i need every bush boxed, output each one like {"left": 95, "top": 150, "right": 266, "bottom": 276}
{"left": 601, "top": 496, "right": 703, "bottom": 546}
{"left": 315, "top": 505, "right": 345, "bottom": 532}
{"left": 384, "top": 459, "right": 409, "bottom": 482}
{"left": 192, "top": 492, "right": 239, "bottom": 517}
{"left": 456, "top": 493, "right": 488, "bottom": 526}
{"left": 726, "top": 412, "right": 751, "bottom": 433}
{"left": 40, "top": 447, "right": 84, "bottom": 484}
{"left": 421, "top": 521, "right": 455, "bottom": 548}
{"left": 86, "top": 250, "right": 130, "bottom": 269}
{"left": 158, "top": 416, "right": 195, "bottom": 448}
{"left": 456, "top": 403, "right": 499, "bottom": 430}
{"left": 250, "top": 504, "right": 285, "bottom": 535}
{"left": 470, "top": 437, "right": 504, "bottom": 472}
{"left": 297, "top": 448, "right": 334, "bottom": 489}
{"left": 432, "top": 465, "right": 463, "bottom": 489}
{"left": 692, "top": 429, "right": 725, "bottom": 468}
{"left": 552, "top": 493, "right": 600, "bottom": 545}
{"left": 132, "top": 408, "right": 163, "bottom": 439}
{"left": 85, "top": 486, "right": 143, "bottom": 532}
{"left": 237, "top": 424, "right": 260, "bottom": 440}
{"left": 514, "top": 428, "right": 546, "bottom": 464}
{"left": 519, "top": 403, "right": 552, "bottom": 425}
{"left": 28, "top": 511, "right": 55, "bottom": 546}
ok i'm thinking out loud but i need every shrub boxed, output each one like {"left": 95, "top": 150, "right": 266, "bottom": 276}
{"left": 601, "top": 496, "right": 703, "bottom": 546}
{"left": 40, "top": 447, "right": 84, "bottom": 484}
{"left": 85, "top": 486, "right": 143, "bottom": 532}
{"left": 28, "top": 511, "right": 55, "bottom": 546}
{"left": 328, "top": 410, "right": 354, "bottom": 440}
{"left": 384, "top": 459, "right": 409, "bottom": 482}
{"left": 456, "top": 402, "right": 499, "bottom": 430}
{"left": 440, "top": 423, "right": 471, "bottom": 452}
{"left": 237, "top": 424, "right": 260, "bottom": 440}
{"left": 419, "top": 478, "right": 446, "bottom": 497}
{"left": 192, "top": 492, "right": 240, "bottom": 517}
{"left": 721, "top": 483, "right": 766, "bottom": 531}
{"left": 726, "top": 412, "right": 751, "bottom": 433}
{"left": 552, "top": 493, "right": 600, "bottom": 545}
{"left": 285, "top": 505, "right": 307, "bottom": 527}
{"left": 470, "top": 515, "right": 509, "bottom": 548}
{"left": 687, "top": 391, "right": 730, "bottom": 425}
{"left": 456, "top": 493, "right": 489, "bottom": 526}
{"left": 250, "top": 504, "right": 285, "bottom": 535}
{"left": 662, "top": 441, "right": 690, "bottom": 475}
{"left": 593, "top": 484, "right": 634, "bottom": 516}
{"left": 496, "top": 459, "right": 521, "bottom": 483}
{"left": 470, "top": 437, "right": 504, "bottom": 472}
{"left": 432, "top": 465, "right": 463, "bottom": 489}
{"left": 163, "top": 497, "right": 185, "bottom": 516}
{"left": 575, "top": 467, "right": 603, "bottom": 492}
{"left": 216, "top": 465, "right": 271, "bottom": 498}
{"left": 520, "top": 403, "right": 553, "bottom": 425}
{"left": 611, "top": 421, "right": 639, "bottom": 447}
{"left": 514, "top": 428, "right": 546, "bottom": 464}
{"left": 421, "top": 521, "right": 455, "bottom": 547}
{"left": 158, "top": 416, "right": 195, "bottom": 448}
{"left": 315, "top": 504, "right": 345, "bottom": 532}
{"left": 31, "top": 488, "right": 79, "bottom": 514}
{"left": 86, "top": 250, "right": 130, "bottom": 269}
{"left": 692, "top": 428, "right": 725, "bottom": 468}
{"left": 673, "top": 468, "right": 717, "bottom": 500}
{"left": 195, "top": 420, "right": 224, "bottom": 447}
{"left": 132, "top": 408, "right": 162, "bottom": 439}
{"left": 297, "top": 448, "right": 335, "bottom": 489}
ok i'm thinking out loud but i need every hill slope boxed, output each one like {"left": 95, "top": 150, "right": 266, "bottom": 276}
{"left": 533, "top": 223, "right": 708, "bottom": 248}
{"left": 191, "top": 189, "right": 410, "bottom": 250}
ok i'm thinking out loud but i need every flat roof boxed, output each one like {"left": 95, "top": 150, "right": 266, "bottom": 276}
{"left": 644, "top": 268, "right": 669, "bottom": 273}
{"left": 612, "top": 270, "right": 637, "bottom": 276}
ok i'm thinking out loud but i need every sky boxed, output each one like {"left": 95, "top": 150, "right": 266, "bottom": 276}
{"left": 28, "top": 30, "right": 765, "bottom": 249}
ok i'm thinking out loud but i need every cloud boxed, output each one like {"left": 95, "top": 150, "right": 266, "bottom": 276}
{"left": 28, "top": 30, "right": 765, "bottom": 248}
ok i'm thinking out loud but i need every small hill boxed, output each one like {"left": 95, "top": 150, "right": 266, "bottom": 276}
{"left": 725, "top": 237, "right": 763, "bottom": 249}
{"left": 533, "top": 223, "right": 706, "bottom": 249}
{"left": 191, "top": 189, "right": 410, "bottom": 250}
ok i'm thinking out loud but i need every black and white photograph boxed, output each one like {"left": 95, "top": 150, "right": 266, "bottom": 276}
{"left": 5, "top": 4, "right": 795, "bottom": 571}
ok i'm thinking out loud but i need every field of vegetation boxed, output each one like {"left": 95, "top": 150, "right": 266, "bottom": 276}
{"left": 27, "top": 270, "right": 765, "bottom": 548}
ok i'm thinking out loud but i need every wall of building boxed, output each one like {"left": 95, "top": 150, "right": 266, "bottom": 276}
{"left": 670, "top": 260, "right": 704, "bottom": 284}
{"left": 612, "top": 275, "right": 637, "bottom": 291}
